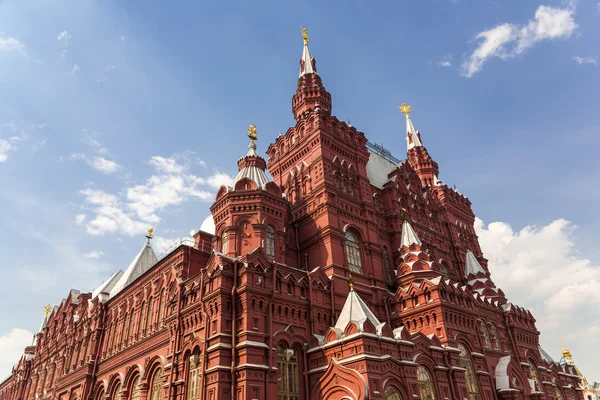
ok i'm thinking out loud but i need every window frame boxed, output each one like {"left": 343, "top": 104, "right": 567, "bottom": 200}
{"left": 266, "top": 225, "right": 275, "bottom": 260}
{"left": 345, "top": 230, "right": 363, "bottom": 274}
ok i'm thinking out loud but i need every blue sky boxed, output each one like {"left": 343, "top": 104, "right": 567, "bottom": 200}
{"left": 1, "top": 0, "right": 599, "bottom": 381}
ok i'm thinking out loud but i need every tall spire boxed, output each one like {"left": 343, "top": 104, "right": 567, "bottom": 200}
{"left": 299, "top": 27, "right": 317, "bottom": 77}
{"left": 292, "top": 28, "right": 331, "bottom": 121}
{"left": 400, "top": 103, "right": 422, "bottom": 150}
{"left": 399, "top": 103, "right": 439, "bottom": 187}
{"left": 32, "top": 305, "right": 51, "bottom": 345}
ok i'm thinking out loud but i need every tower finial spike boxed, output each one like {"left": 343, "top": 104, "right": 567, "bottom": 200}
{"left": 247, "top": 123, "right": 258, "bottom": 145}
{"left": 146, "top": 227, "right": 154, "bottom": 242}
{"left": 43, "top": 304, "right": 52, "bottom": 318}
{"left": 399, "top": 103, "right": 412, "bottom": 120}
{"left": 301, "top": 27, "right": 309, "bottom": 46}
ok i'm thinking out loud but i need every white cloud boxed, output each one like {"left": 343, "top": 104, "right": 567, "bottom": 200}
{"left": 0, "top": 328, "right": 34, "bottom": 379}
{"left": 476, "top": 218, "right": 600, "bottom": 350}
{"left": 438, "top": 55, "right": 453, "bottom": 67}
{"left": 87, "top": 156, "right": 121, "bottom": 174}
{"left": 462, "top": 4, "right": 578, "bottom": 77}
{"left": 57, "top": 31, "right": 71, "bottom": 44}
{"left": 573, "top": 56, "right": 597, "bottom": 65}
{"left": 84, "top": 250, "right": 103, "bottom": 259}
{"left": 0, "top": 139, "right": 16, "bottom": 163}
{"left": 80, "top": 155, "right": 231, "bottom": 236}
{"left": 152, "top": 235, "right": 194, "bottom": 256}
{"left": 200, "top": 215, "right": 215, "bottom": 234}
{"left": 0, "top": 33, "right": 27, "bottom": 56}
{"left": 75, "top": 214, "right": 86, "bottom": 225}
{"left": 70, "top": 64, "right": 81, "bottom": 76}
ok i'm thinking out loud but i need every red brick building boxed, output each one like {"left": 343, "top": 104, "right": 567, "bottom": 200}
{"left": 0, "top": 33, "right": 584, "bottom": 400}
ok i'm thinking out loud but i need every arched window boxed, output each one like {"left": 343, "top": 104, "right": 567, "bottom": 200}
{"left": 479, "top": 321, "right": 492, "bottom": 349}
{"left": 221, "top": 231, "right": 227, "bottom": 254}
{"left": 554, "top": 386, "right": 563, "bottom": 400}
{"left": 417, "top": 366, "right": 435, "bottom": 400}
{"left": 111, "top": 383, "right": 121, "bottom": 400}
{"left": 528, "top": 359, "right": 542, "bottom": 392}
{"left": 129, "top": 377, "right": 140, "bottom": 400}
{"left": 384, "top": 386, "right": 402, "bottom": 400}
{"left": 439, "top": 263, "right": 450, "bottom": 280}
{"left": 345, "top": 231, "right": 362, "bottom": 274}
{"left": 458, "top": 344, "right": 480, "bottom": 400}
{"left": 382, "top": 247, "right": 393, "bottom": 285}
{"left": 146, "top": 297, "right": 153, "bottom": 334}
{"left": 489, "top": 323, "right": 501, "bottom": 350}
{"left": 266, "top": 225, "right": 275, "bottom": 260}
{"left": 277, "top": 345, "right": 300, "bottom": 400}
{"left": 187, "top": 353, "right": 201, "bottom": 400}
{"left": 150, "top": 369, "right": 162, "bottom": 400}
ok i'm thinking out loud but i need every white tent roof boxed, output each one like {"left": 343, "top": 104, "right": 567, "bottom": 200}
{"left": 401, "top": 220, "right": 422, "bottom": 247}
{"left": 109, "top": 242, "right": 157, "bottom": 298}
{"left": 465, "top": 251, "right": 486, "bottom": 277}
{"left": 334, "top": 289, "right": 385, "bottom": 335}
{"left": 92, "top": 270, "right": 124, "bottom": 299}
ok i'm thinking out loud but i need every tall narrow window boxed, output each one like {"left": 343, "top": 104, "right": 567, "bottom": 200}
{"left": 221, "top": 231, "right": 228, "bottom": 254}
{"left": 277, "top": 345, "right": 300, "bottom": 400}
{"left": 345, "top": 231, "right": 363, "bottom": 274}
{"left": 187, "top": 354, "right": 201, "bottom": 400}
{"left": 126, "top": 312, "right": 134, "bottom": 345}
{"left": 137, "top": 302, "right": 145, "bottom": 336}
{"left": 150, "top": 369, "right": 163, "bottom": 400}
{"left": 266, "top": 226, "right": 275, "bottom": 260}
{"left": 382, "top": 247, "right": 393, "bottom": 285}
{"left": 384, "top": 386, "right": 402, "bottom": 400}
{"left": 528, "top": 359, "right": 542, "bottom": 392}
{"left": 130, "top": 377, "right": 141, "bottom": 400}
{"left": 489, "top": 323, "right": 501, "bottom": 350}
{"left": 479, "top": 321, "right": 492, "bottom": 349}
{"left": 122, "top": 313, "right": 130, "bottom": 347}
{"left": 146, "top": 297, "right": 153, "bottom": 334}
{"left": 417, "top": 366, "right": 436, "bottom": 400}
{"left": 112, "top": 383, "right": 121, "bottom": 400}
{"left": 458, "top": 344, "right": 480, "bottom": 400}
{"left": 158, "top": 289, "right": 165, "bottom": 326}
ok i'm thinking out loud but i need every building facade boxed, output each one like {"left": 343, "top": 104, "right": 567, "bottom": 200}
{"left": 0, "top": 32, "right": 585, "bottom": 400}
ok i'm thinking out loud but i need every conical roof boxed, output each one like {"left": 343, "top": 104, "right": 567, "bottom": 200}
{"left": 334, "top": 288, "right": 385, "bottom": 335}
{"left": 401, "top": 220, "right": 422, "bottom": 248}
{"left": 465, "top": 250, "right": 486, "bottom": 277}
{"left": 406, "top": 116, "right": 422, "bottom": 150}
{"left": 109, "top": 241, "right": 157, "bottom": 298}
{"left": 299, "top": 29, "right": 317, "bottom": 77}
{"left": 229, "top": 141, "right": 270, "bottom": 191}
{"left": 92, "top": 270, "right": 124, "bottom": 299}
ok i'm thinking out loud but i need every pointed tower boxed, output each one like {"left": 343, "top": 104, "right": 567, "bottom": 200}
{"left": 464, "top": 250, "right": 505, "bottom": 301}
{"left": 32, "top": 305, "right": 52, "bottom": 346}
{"left": 211, "top": 124, "right": 288, "bottom": 262}
{"left": 292, "top": 28, "right": 332, "bottom": 121}
{"left": 399, "top": 103, "right": 440, "bottom": 187}
{"left": 560, "top": 339, "right": 588, "bottom": 386}
{"left": 396, "top": 220, "right": 439, "bottom": 286}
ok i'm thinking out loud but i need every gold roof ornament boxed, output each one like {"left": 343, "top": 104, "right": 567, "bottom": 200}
{"left": 247, "top": 123, "right": 258, "bottom": 144}
{"left": 43, "top": 304, "right": 52, "bottom": 318}
{"left": 146, "top": 227, "right": 154, "bottom": 241}
{"left": 301, "top": 27, "right": 309, "bottom": 46}
{"left": 561, "top": 337, "right": 572, "bottom": 358}
{"left": 399, "top": 103, "right": 412, "bottom": 119}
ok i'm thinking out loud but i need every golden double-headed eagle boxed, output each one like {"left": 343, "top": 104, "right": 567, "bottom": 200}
{"left": 399, "top": 103, "right": 412, "bottom": 119}
{"left": 43, "top": 304, "right": 52, "bottom": 317}
{"left": 302, "top": 27, "right": 309, "bottom": 45}
{"left": 248, "top": 124, "right": 258, "bottom": 143}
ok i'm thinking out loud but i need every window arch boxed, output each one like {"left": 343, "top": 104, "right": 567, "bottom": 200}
{"left": 345, "top": 230, "right": 362, "bottom": 274}
{"left": 528, "top": 359, "right": 542, "bottom": 392}
{"left": 417, "top": 366, "right": 435, "bottom": 400}
{"left": 187, "top": 352, "right": 201, "bottom": 400}
{"left": 382, "top": 246, "right": 393, "bottom": 285}
{"left": 221, "top": 231, "right": 228, "bottom": 254}
{"left": 150, "top": 369, "right": 162, "bottom": 400}
{"left": 384, "top": 386, "right": 402, "bottom": 400}
{"left": 129, "top": 377, "right": 141, "bottom": 400}
{"left": 277, "top": 345, "right": 300, "bottom": 400}
{"left": 111, "top": 383, "right": 121, "bottom": 400}
{"left": 458, "top": 344, "right": 480, "bottom": 400}
{"left": 266, "top": 225, "right": 275, "bottom": 260}
{"left": 479, "top": 320, "right": 492, "bottom": 349}
{"left": 439, "top": 262, "right": 450, "bottom": 280}
{"left": 554, "top": 386, "right": 563, "bottom": 400}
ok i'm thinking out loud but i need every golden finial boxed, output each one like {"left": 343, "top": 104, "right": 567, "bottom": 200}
{"left": 43, "top": 304, "right": 52, "bottom": 317}
{"left": 399, "top": 103, "right": 412, "bottom": 119}
{"left": 561, "top": 337, "right": 572, "bottom": 357}
{"left": 146, "top": 227, "right": 154, "bottom": 241}
{"left": 247, "top": 123, "right": 258, "bottom": 144}
{"left": 301, "top": 27, "right": 309, "bottom": 46}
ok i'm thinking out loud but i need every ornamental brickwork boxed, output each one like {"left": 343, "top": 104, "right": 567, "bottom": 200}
{"left": 0, "top": 32, "right": 584, "bottom": 400}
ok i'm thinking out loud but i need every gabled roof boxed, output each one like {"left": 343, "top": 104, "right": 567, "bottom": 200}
{"left": 465, "top": 251, "right": 486, "bottom": 277}
{"left": 109, "top": 241, "right": 158, "bottom": 298}
{"left": 92, "top": 270, "right": 124, "bottom": 299}
{"left": 334, "top": 289, "right": 385, "bottom": 335}
{"left": 401, "top": 220, "right": 422, "bottom": 247}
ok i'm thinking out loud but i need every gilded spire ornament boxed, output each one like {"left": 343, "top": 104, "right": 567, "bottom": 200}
{"left": 301, "top": 27, "right": 309, "bottom": 46}
{"left": 43, "top": 304, "right": 52, "bottom": 318}
{"left": 146, "top": 227, "right": 154, "bottom": 242}
{"left": 247, "top": 123, "right": 258, "bottom": 144}
{"left": 561, "top": 337, "right": 572, "bottom": 357}
{"left": 399, "top": 103, "right": 412, "bottom": 119}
